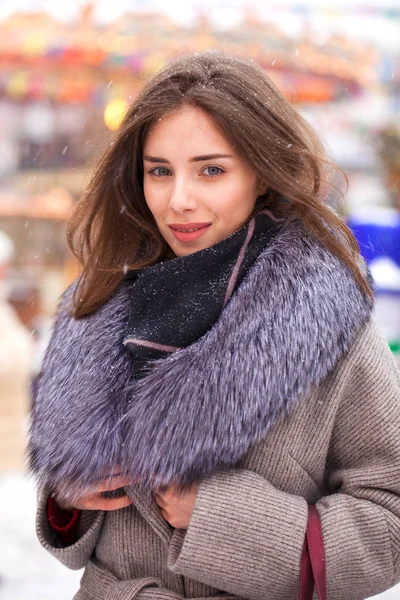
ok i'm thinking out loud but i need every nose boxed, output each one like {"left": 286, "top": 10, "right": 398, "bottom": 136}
{"left": 168, "top": 178, "right": 198, "bottom": 213}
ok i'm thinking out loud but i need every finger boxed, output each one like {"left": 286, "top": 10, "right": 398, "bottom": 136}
{"left": 155, "top": 487, "right": 175, "bottom": 501}
{"left": 96, "top": 475, "right": 134, "bottom": 493}
{"left": 159, "top": 507, "right": 169, "bottom": 522}
{"left": 154, "top": 493, "right": 165, "bottom": 508}
{"left": 87, "top": 494, "right": 133, "bottom": 511}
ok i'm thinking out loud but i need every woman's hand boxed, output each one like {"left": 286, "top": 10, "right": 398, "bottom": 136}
{"left": 154, "top": 483, "right": 198, "bottom": 529}
{"left": 54, "top": 474, "right": 133, "bottom": 511}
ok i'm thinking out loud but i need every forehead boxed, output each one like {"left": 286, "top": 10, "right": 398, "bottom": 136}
{"left": 143, "top": 105, "right": 233, "bottom": 152}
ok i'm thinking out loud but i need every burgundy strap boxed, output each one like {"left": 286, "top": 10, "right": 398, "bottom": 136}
{"left": 300, "top": 505, "right": 327, "bottom": 600}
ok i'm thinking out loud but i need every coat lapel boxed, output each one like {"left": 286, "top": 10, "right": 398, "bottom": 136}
{"left": 126, "top": 486, "right": 173, "bottom": 547}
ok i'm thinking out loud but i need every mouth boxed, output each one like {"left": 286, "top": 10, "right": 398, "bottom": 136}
{"left": 168, "top": 222, "right": 211, "bottom": 243}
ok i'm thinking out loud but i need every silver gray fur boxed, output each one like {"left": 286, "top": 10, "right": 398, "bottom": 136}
{"left": 28, "top": 219, "right": 373, "bottom": 501}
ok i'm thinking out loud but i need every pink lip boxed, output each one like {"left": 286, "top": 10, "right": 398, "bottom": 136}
{"left": 169, "top": 222, "right": 211, "bottom": 230}
{"left": 168, "top": 223, "right": 211, "bottom": 243}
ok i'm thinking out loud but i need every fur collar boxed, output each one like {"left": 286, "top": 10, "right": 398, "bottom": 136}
{"left": 29, "top": 219, "right": 373, "bottom": 500}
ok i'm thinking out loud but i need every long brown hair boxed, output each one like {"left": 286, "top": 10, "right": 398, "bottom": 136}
{"left": 68, "top": 50, "right": 372, "bottom": 318}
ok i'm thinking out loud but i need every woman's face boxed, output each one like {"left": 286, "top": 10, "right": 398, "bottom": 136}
{"left": 142, "top": 105, "right": 260, "bottom": 257}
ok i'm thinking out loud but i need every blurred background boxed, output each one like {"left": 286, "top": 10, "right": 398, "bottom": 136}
{"left": 0, "top": 0, "right": 399, "bottom": 598}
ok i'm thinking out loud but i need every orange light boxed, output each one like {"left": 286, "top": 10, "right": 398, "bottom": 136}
{"left": 104, "top": 98, "right": 128, "bottom": 131}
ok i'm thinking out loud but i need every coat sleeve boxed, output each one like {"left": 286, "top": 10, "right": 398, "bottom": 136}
{"left": 167, "top": 320, "right": 400, "bottom": 600}
{"left": 36, "top": 487, "right": 105, "bottom": 570}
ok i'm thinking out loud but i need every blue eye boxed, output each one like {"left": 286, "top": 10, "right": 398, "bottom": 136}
{"left": 148, "top": 165, "right": 224, "bottom": 177}
{"left": 203, "top": 166, "right": 224, "bottom": 177}
{"left": 149, "top": 166, "right": 171, "bottom": 177}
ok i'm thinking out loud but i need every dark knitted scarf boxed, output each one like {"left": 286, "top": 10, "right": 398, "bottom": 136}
{"left": 124, "top": 211, "right": 281, "bottom": 378}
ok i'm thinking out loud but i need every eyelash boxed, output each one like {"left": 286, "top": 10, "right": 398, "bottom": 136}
{"left": 148, "top": 166, "right": 225, "bottom": 178}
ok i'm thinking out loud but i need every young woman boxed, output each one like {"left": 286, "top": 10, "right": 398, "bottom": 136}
{"left": 29, "top": 51, "right": 400, "bottom": 600}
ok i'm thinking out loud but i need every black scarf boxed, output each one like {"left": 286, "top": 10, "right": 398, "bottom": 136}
{"left": 124, "top": 211, "right": 281, "bottom": 378}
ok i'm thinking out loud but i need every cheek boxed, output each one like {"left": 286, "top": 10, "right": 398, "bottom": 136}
{"left": 224, "top": 172, "right": 258, "bottom": 203}
{"left": 217, "top": 188, "right": 257, "bottom": 220}
{"left": 143, "top": 185, "right": 163, "bottom": 219}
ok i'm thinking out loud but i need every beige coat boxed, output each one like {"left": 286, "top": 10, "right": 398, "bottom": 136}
{"left": 36, "top": 320, "right": 400, "bottom": 600}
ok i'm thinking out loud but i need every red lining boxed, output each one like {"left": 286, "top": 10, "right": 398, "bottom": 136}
{"left": 300, "top": 505, "right": 327, "bottom": 600}
{"left": 47, "top": 496, "right": 81, "bottom": 546}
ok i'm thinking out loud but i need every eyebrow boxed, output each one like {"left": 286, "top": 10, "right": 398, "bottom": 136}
{"left": 143, "top": 154, "right": 234, "bottom": 163}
